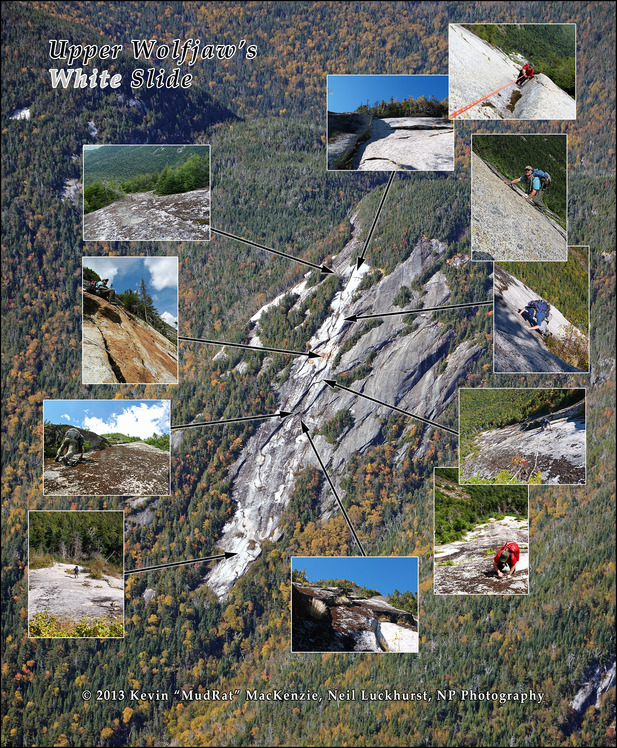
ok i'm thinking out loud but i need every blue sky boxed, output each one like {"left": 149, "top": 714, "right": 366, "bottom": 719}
{"left": 83, "top": 257, "right": 178, "bottom": 323}
{"left": 292, "top": 556, "right": 418, "bottom": 596}
{"left": 44, "top": 400, "right": 170, "bottom": 440}
{"left": 328, "top": 75, "right": 448, "bottom": 113}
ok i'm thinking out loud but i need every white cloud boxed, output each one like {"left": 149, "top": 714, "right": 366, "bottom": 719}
{"left": 160, "top": 311, "right": 178, "bottom": 328}
{"left": 83, "top": 257, "right": 121, "bottom": 286}
{"left": 83, "top": 401, "right": 170, "bottom": 440}
{"left": 145, "top": 257, "right": 178, "bottom": 291}
{"left": 61, "top": 413, "right": 71, "bottom": 421}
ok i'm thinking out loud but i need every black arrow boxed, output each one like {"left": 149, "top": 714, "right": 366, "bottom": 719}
{"left": 356, "top": 172, "right": 396, "bottom": 270}
{"left": 300, "top": 420, "right": 366, "bottom": 556}
{"left": 323, "top": 380, "right": 458, "bottom": 436}
{"left": 171, "top": 412, "right": 291, "bottom": 430}
{"left": 345, "top": 300, "right": 493, "bottom": 322}
{"left": 178, "top": 335, "right": 320, "bottom": 359}
{"left": 125, "top": 551, "right": 237, "bottom": 575}
{"left": 211, "top": 227, "right": 334, "bottom": 274}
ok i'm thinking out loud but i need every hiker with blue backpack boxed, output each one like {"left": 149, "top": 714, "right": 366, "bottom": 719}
{"left": 517, "top": 299, "right": 551, "bottom": 334}
{"left": 504, "top": 165, "right": 551, "bottom": 211}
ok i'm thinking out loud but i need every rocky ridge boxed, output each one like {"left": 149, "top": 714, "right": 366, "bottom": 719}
{"left": 327, "top": 111, "right": 373, "bottom": 169}
{"left": 291, "top": 584, "right": 418, "bottom": 652}
{"left": 83, "top": 293, "right": 178, "bottom": 384}
{"left": 170, "top": 217, "right": 488, "bottom": 597}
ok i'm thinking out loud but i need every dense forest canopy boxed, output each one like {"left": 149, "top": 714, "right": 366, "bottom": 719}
{"left": 1, "top": 2, "right": 615, "bottom": 746}
{"left": 29, "top": 511, "right": 123, "bottom": 565}
{"left": 434, "top": 467, "right": 528, "bottom": 544}
{"left": 459, "top": 387, "right": 585, "bottom": 435}
{"left": 84, "top": 152, "right": 210, "bottom": 212}
{"left": 355, "top": 95, "right": 448, "bottom": 118}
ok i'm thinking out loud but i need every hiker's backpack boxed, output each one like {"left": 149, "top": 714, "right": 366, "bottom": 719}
{"left": 529, "top": 300, "right": 551, "bottom": 330}
{"left": 64, "top": 428, "right": 83, "bottom": 445}
{"left": 532, "top": 169, "right": 551, "bottom": 190}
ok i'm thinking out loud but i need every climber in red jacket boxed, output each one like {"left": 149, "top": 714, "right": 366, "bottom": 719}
{"left": 516, "top": 62, "right": 535, "bottom": 86}
{"left": 493, "top": 542, "right": 520, "bottom": 578}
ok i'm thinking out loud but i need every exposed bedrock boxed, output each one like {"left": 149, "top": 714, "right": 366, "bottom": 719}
{"left": 291, "top": 584, "right": 417, "bottom": 652}
{"left": 493, "top": 265, "right": 587, "bottom": 373}
{"left": 471, "top": 154, "right": 567, "bottom": 262}
{"left": 187, "top": 218, "right": 487, "bottom": 597}
{"left": 83, "top": 293, "right": 178, "bottom": 384}
{"left": 460, "top": 401, "right": 586, "bottom": 485}
{"left": 327, "top": 111, "right": 372, "bottom": 169}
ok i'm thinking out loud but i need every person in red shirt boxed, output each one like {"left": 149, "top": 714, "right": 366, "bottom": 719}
{"left": 493, "top": 542, "right": 520, "bottom": 578}
{"left": 515, "top": 62, "right": 535, "bottom": 86}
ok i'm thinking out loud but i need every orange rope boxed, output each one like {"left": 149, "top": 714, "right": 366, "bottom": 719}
{"left": 450, "top": 81, "right": 517, "bottom": 119}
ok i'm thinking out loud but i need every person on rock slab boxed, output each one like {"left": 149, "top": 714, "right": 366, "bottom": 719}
{"left": 95, "top": 278, "right": 117, "bottom": 303}
{"left": 55, "top": 427, "right": 85, "bottom": 467}
{"left": 515, "top": 62, "right": 534, "bottom": 85}
{"left": 504, "top": 166, "right": 548, "bottom": 211}
{"left": 493, "top": 542, "right": 520, "bottom": 578}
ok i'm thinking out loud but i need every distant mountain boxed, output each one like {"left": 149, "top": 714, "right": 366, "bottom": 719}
{"left": 83, "top": 145, "right": 209, "bottom": 185}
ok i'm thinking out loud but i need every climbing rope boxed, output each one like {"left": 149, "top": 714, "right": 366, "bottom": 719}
{"left": 450, "top": 81, "right": 517, "bottom": 119}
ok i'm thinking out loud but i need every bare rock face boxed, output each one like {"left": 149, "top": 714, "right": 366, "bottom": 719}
{"left": 353, "top": 118, "right": 454, "bottom": 171}
{"left": 83, "top": 293, "right": 178, "bottom": 384}
{"left": 327, "top": 111, "right": 373, "bottom": 169}
{"left": 28, "top": 563, "right": 124, "bottom": 625}
{"left": 83, "top": 187, "right": 210, "bottom": 241}
{"left": 291, "top": 584, "right": 417, "bottom": 652}
{"left": 197, "top": 221, "right": 487, "bottom": 598}
{"left": 449, "top": 25, "right": 575, "bottom": 120}
{"left": 513, "top": 74, "right": 576, "bottom": 119}
{"left": 493, "top": 265, "right": 587, "bottom": 373}
{"left": 460, "top": 400, "right": 586, "bottom": 485}
{"left": 435, "top": 514, "right": 529, "bottom": 595}
{"left": 571, "top": 662, "right": 617, "bottom": 713}
{"left": 471, "top": 154, "right": 567, "bottom": 262}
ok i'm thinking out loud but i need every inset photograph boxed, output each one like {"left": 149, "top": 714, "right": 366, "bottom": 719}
{"left": 291, "top": 556, "right": 418, "bottom": 653}
{"left": 327, "top": 75, "right": 453, "bottom": 171}
{"left": 83, "top": 144, "right": 210, "bottom": 241}
{"left": 494, "top": 247, "right": 590, "bottom": 373}
{"left": 82, "top": 257, "right": 178, "bottom": 384}
{"left": 459, "top": 388, "right": 586, "bottom": 485}
{"left": 471, "top": 134, "right": 567, "bottom": 262}
{"left": 43, "top": 400, "right": 171, "bottom": 496}
{"left": 434, "top": 468, "right": 529, "bottom": 595}
{"left": 449, "top": 24, "right": 576, "bottom": 120}
{"left": 28, "top": 510, "right": 124, "bottom": 637}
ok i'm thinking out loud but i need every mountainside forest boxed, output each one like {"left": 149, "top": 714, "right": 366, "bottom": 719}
{"left": 1, "top": 2, "right": 615, "bottom": 747}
